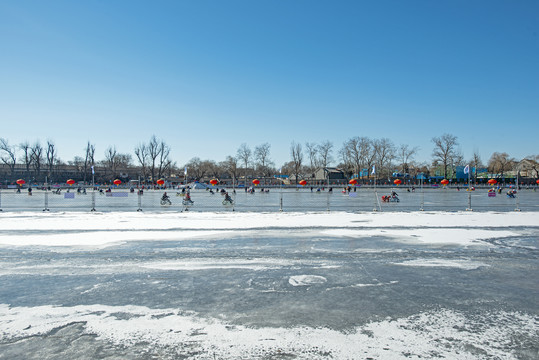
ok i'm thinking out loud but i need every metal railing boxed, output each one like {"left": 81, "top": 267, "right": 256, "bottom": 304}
{"left": 0, "top": 185, "right": 537, "bottom": 212}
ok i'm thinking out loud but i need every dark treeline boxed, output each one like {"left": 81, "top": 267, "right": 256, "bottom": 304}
{"left": 1, "top": 134, "right": 538, "bottom": 185}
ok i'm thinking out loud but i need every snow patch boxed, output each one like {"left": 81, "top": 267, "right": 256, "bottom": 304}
{"left": 0, "top": 304, "right": 536, "bottom": 359}
{"left": 142, "top": 258, "right": 293, "bottom": 271}
{"left": 393, "top": 259, "right": 489, "bottom": 270}
{"left": 289, "top": 275, "right": 327, "bottom": 286}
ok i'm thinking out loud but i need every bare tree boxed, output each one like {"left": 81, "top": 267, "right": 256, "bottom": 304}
{"left": 70, "top": 156, "right": 85, "bottom": 179}
{"left": 103, "top": 146, "right": 118, "bottom": 180}
{"left": 220, "top": 156, "right": 239, "bottom": 183}
{"left": 45, "top": 140, "right": 57, "bottom": 182}
{"left": 134, "top": 142, "right": 149, "bottom": 182}
{"left": 317, "top": 140, "right": 333, "bottom": 169}
{"left": 452, "top": 152, "right": 465, "bottom": 167}
{"left": 398, "top": 144, "right": 418, "bottom": 174}
{"left": 364, "top": 140, "right": 377, "bottom": 180}
{"left": 157, "top": 140, "right": 171, "bottom": 179}
{"left": 337, "top": 146, "right": 353, "bottom": 178}
{"left": 83, "top": 142, "right": 95, "bottom": 184}
{"left": 0, "top": 138, "right": 17, "bottom": 176}
{"left": 305, "top": 142, "right": 318, "bottom": 173}
{"left": 116, "top": 153, "right": 133, "bottom": 169}
{"left": 488, "top": 152, "right": 515, "bottom": 180}
{"left": 19, "top": 141, "right": 32, "bottom": 177}
{"left": 142, "top": 135, "right": 172, "bottom": 182}
{"left": 469, "top": 150, "right": 483, "bottom": 184}
{"left": 237, "top": 143, "right": 252, "bottom": 181}
{"left": 30, "top": 142, "right": 44, "bottom": 181}
{"left": 201, "top": 160, "right": 219, "bottom": 179}
{"left": 343, "top": 137, "right": 372, "bottom": 179}
{"left": 147, "top": 136, "right": 161, "bottom": 182}
{"left": 254, "top": 143, "right": 271, "bottom": 167}
{"left": 254, "top": 143, "right": 273, "bottom": 176}
{"left": 374, "top": 138, "right": 395, "bottom": 179}
{"left": 431, "top": 134, "right": 459, "bottom": 178}
{"left": 185, "top": 157, "right": 204, "bottom": 180}
{"left": 342, "top": 138, "right": 360, "bottom": 178}
{"left": 166, "top": 161, "right": 178, "bottom": 178}
{"left": 290, "top": 141, "right": 303, "bottom": 184}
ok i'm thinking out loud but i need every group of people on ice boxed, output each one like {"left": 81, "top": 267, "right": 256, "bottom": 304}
{"left": 160, "top": 189, "right": 233, "bottom": 206}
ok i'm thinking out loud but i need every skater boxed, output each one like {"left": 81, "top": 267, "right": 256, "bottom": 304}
{"left": 223, "top": 192, "right": 234, "bottom": 205}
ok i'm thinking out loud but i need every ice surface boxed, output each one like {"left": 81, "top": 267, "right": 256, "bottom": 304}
{"left": 0, "top": 211, "right": 537, "bottom": 359}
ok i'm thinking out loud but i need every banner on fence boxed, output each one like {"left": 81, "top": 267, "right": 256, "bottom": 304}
{"left": 106, "top": 192, "right": 128, "bottom": 197}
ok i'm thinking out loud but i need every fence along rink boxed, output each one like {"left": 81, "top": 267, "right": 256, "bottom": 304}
{"left": 0, "top": 185, "right": 537, "bottom": 212}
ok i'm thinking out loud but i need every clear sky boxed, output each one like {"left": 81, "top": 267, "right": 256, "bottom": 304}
{"left": 1, "top": 0, "right": 538, "bottom": 168}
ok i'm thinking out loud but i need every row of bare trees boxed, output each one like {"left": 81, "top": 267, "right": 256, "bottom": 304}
{"left": 335, "top": 137, "right": 414, "bottom": 179}
{"left": 1, "top": 138, "right": 60, "bottom": 182}
{"left": 0, "top": 136, "right": 175, "bottom": 183}
{"left": 1, "top": 134, "right": 538, "bottom": 184}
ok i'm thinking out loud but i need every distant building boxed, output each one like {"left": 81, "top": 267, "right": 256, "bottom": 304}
{"left": 312, "top": 167, "right": 346, "bottom": 181}
{"left": 517, "top": 159, "right": 539, "bottom": 178}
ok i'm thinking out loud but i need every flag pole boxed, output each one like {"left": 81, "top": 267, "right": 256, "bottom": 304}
{"left": 326, "top": 168, "right": 330, "bottom": 212}
{"left": 91, "top": 165, "right": 96, "bottom": 212}
{"left": 515, "top": 167, "right": 520, "bottom": 212}
{"left": 466, "top": 165, "right": 472, "bottom": 211}
{"left": 420, "top": 174, "right": 424, "bottom": 211}
{"left": 373, "top": 165, "right": 378, "bottom": 212}
{"left": 279, "top": 168, "right": 283, "bottom": 212}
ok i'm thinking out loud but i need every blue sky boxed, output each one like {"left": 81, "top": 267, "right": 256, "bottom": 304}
{"left": 1, "top": 0, "right": 537, "bottom": 168}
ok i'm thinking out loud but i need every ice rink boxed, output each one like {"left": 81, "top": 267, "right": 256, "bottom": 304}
{"left": 0, "top": 211, "right": 538, "bottom": 359}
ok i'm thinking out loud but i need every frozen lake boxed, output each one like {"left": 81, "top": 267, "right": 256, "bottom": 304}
{"left": 1, "top": 186, "right": 538, "bottom": 212}
{"left": 0, "top": 211, "right": 538, "bottom": 359}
